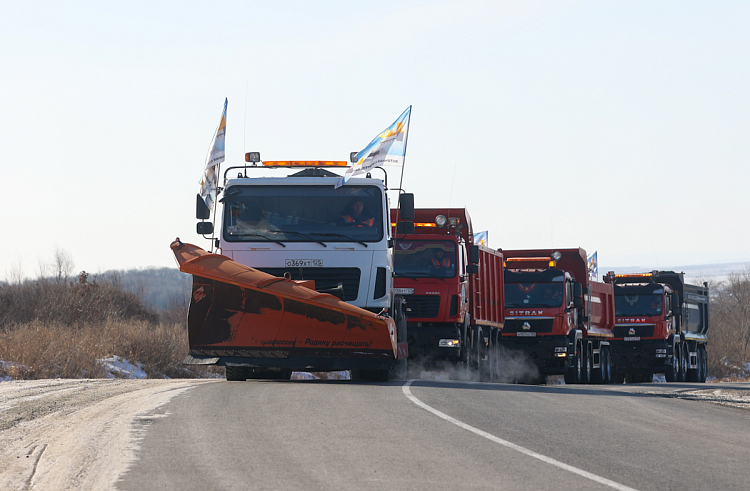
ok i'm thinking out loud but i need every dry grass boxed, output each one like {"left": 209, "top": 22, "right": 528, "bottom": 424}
{"left": 0, "top": 319, "right": 220, "bottom": 379}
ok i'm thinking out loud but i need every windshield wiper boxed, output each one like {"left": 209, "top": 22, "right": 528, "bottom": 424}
{"left": 274, "top": 230, "right": 327, "bottom": 247}
{"left": 394, "top": 272, "right": 445, "bottom": 281}
{"left": 312, "top": 233, "right": 368, "bottom": 247}
{"left": 229, "top": 233, "right": 286, "bottom": 247}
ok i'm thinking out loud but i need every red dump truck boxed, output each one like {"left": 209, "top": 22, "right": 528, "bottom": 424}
{"left": 500, "top": 248, "right": 615, "bottom": 384}
{"left": 391, "top": 208, "right": 504, "bottom": 380}
{"left": 604, "top": 271, "right": 709, "bottom": 383}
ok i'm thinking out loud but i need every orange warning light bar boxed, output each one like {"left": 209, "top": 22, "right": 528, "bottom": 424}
{"left": 614, "top": 273, "right": 654, "bottom": 278}
{"left": 415, "top": 222, "right": 438, "bottom": 227}
{"left": 262, "top": 161, "right": 349, "bottom": 167}
{"left": 504, "top": 257, "right": 556, "bottom": 268}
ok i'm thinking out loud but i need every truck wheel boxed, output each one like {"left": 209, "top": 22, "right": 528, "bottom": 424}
{"left": 225, "top": 367, "right": 250, "bottom": 381}
{"left": 677, "top": 344, "right": 688, "bottom": 382}
{"left": 564, "top": 342, "right": 583, "bottom": 384}
{"left": 690, "top": 346, "right": 706, "bottom": 383}
{"left": 591, "top": 347, "right": 606, "bottom": 384}
{"left": 361, "top": 369, "right": 390, "bottom": 382}
{"left": 665, "top": 344, "right": 679, "bottom": 382}
{"left": 581, "top": 343, "right": 592, "bottom": 384}
{"left": 602, "top": 347, "right": 612, "bottom": 384}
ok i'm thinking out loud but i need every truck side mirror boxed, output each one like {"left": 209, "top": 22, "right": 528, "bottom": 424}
{"left": 468, "top": 245, "right": 480, "bottom": 264}
{"left": 197, "top": 221, "right": 214, "bottom": 235}
{"left": 466, "top": 264, "right": 479, "bottom": 275}
{"left": 399, "top": 193, "right": 414, "bottom": 220}
{"left": 396, "top": 222, "right": 415, "bottom": 234}
{"left": 574, "top": 282, "right": 583, "bottom": 308}
{"left": 196, "top": 194, "right": 211, "bottom": 219}
{"left": 671, "top": 293, "right": 680, "bottom": 315}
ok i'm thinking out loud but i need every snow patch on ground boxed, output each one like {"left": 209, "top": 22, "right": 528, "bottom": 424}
{"left": 291, "top": 371, "right": 351, "bottom": 380}
{"left": 0, "top": 360, "right": 31, "bottom": 382}
{"left": 98, "top": 356, "right": 148, "bottom": 379}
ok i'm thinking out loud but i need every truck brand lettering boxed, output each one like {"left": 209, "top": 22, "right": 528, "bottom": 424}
{"left": 508, "top": 310, "right": 544, "bottom": 316}
{"left": 618, "top": 317, "right": 647, "bottom": 323}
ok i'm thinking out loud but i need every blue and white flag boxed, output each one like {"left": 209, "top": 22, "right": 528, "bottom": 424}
{"left": 199, "top": 98, "right": 227, "bottom": 211}
{"left": 587, "top": 251, "right": 598, "bottom": 282}
{"left": 474, "top": 231, "right": 488, "bottom": 247}
{"left": 335, "top": 106, "right": 411, "bottom": 189}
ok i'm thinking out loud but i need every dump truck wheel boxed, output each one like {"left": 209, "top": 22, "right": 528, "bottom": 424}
{"left": 665, "top": 343, "right": 679, "bottom": 382}
{"left": 225, "top": 367, "right": 249, "bottom": 381}
{"left": 677, "top": 344, "right": 688, "bottom": 382}
{"left": 564, "top": 342, "right": 582, "bottom": 384}
{"left": 361, "top": 369, "right": 390, "bottom": 382}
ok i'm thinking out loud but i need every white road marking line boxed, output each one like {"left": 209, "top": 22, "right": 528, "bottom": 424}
{"left": 402, "top": 381, "right": 639, "bottom": 491}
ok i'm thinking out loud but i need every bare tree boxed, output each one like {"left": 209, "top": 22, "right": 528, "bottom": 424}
{"left": 52, "top": 247, "right": 75, "bottom": 284}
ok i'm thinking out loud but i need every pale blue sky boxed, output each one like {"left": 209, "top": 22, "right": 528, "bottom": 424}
{"left": 2, "top": 1, "right": 748, "bottom": 279}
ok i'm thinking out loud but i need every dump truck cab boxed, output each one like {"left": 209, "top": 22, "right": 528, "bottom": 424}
{"left": 217, "top": 169, "right": 394, "bottom": 313}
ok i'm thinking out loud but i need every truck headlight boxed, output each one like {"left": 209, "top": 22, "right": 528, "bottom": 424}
{"left": 438, "top": 339, "right": 460, "bottom": 348}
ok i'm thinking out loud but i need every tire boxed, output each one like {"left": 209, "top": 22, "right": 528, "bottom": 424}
{"left": 564, "top": 342, "right": 582, "bottom": 384}
{"left": 591, "top": 346, "right": 605, "bottom": 384}
{"left": 665, "top": 343, "right": 679, "bottom": 382}
{"left": 225, "top": 366, "right": 250, "bottom": 381}
{"left": 700, "top": 346, "right": 708, "bottom": 383}
{"left": 581, "top": 343, "right": 592, "bottom": 384}
{"left": 602, "top": 347, "right": 612, "bottom": 384}
{"left": 361, "top": 369, "right": 390, "bottom": 382}
{"left": 687, "top": 346, "right": 700, "bottom": 382}
{"left": 677, "top": 344, "right": 688, "bottom": 382}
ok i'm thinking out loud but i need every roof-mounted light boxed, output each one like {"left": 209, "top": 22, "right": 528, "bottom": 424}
{"left": 261, "top": 161, "right": 348, "bottom": 167}
{"left": 245, "top": 152, "right": 261, "bottom": 163}
{"left": 448, "top": 217, "right": 459, "bottom": 228}
{"left": 350, "top": 152, "right": 358, "bottom": 163}
{"left": 415, "top": 222, "right": 437, "bottom": 227}
{"left": 435, "top": 215, "right": 447, "bottom": 227}
{"left": 614, "top": 273, "right": 654, "bottom": 278}
{"left": 551, "top": 251, "right": 562, "bottom": 261}
{"left": 504, "top": 257, "right": 556, "bottom": 269}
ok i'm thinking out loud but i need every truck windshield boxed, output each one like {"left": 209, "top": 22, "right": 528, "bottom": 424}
{"left": 394, "top": 240, "right": 457, "bottom": 278}
{"left": 222, "top": 185, "right": 383, "bottom": 243}
{"left": 615, "top": 294, "right": 663, "bottom": 316}
{"left": 504, "top": 270, "right": 565, "bottom": 308}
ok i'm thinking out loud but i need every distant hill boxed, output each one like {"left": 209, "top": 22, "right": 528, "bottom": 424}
{"left": 96, "top": 267, "right": 192, "bottom": 311}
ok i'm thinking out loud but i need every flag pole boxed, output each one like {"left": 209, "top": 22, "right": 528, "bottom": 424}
{"left": 394, "top": 105, "right": 412, "bottom": 235}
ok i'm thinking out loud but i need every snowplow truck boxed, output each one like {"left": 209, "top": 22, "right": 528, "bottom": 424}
{"left": 391, "top": 208, "right": 504, "bottom": 380}
{"left": 604, "top": 271, "right": 709, "bottom": 383}
{"left": 500, "top": 248, "right": 616, "bottom": 384}
{"left": 180, "top": 155, "right": 412, "bottom": 381}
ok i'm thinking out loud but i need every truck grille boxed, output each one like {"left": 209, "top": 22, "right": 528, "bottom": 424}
{"left": 614, "top": 325, "right": 655, "bottom": 338}
{"left": 503, "top": 318, "right": 554, "bottom": 333}
{"left": 403, "top": 295, "right": 441, "bottom": 318}
{"left": 256, "top": 268, "right": 361, "bottom": 301}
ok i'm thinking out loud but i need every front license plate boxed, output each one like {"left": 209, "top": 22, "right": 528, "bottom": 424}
{"left": 517, "top": 332, "right": 537, "bottom": 337}
{"left": 393, "top": 288, "right": 414, "bottom": 295}
{"left": 285, "top": 259, "right": 323, "bottom": 267}
{"left": 624, "top": 336, "right": 641, "bottom": 341}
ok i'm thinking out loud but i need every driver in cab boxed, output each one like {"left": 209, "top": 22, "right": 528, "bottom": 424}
{"left": 338, "top": 198, "right": 374, "bottom": 227}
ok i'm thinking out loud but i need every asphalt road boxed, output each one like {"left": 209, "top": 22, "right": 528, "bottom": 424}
{"left": 118, "top": 380, "right": 750, "bottom": 491}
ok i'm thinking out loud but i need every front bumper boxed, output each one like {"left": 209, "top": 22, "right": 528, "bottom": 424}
{"left": 498, "top": 335, "right": 572, "bottom": 375}
{"left": 406, "top": 323, "right": 463, "bottom": 362}
{"left": 610, "top": 339, "right": 671, "bottom": 374}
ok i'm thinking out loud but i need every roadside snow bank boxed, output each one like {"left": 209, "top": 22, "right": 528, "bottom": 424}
{"left": 98, "top": 356, "right": 147, "bottom": 379}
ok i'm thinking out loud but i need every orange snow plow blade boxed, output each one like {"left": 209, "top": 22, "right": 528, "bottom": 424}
{"left": 170, "top": 240, "right": 398, "bottom": 372}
